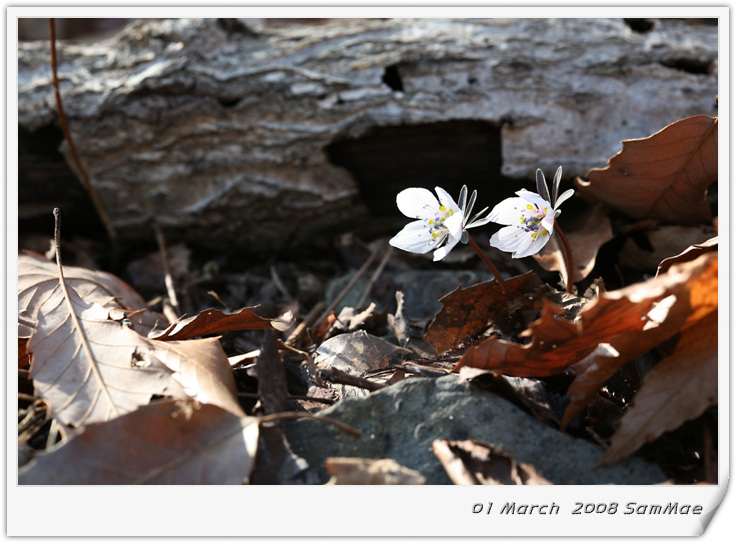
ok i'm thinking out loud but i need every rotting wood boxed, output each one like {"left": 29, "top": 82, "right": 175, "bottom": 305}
{"left": 18, "top": 18, "right": 717, "bottom": 252}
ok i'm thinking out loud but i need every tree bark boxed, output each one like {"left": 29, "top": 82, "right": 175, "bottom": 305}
{"left": 18, "top": 18, "right": 718, "bottom": 253}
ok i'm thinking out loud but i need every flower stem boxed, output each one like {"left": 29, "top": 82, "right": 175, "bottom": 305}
{"left": 554, "top": 222, "right": 575, "bottom": 293}
{"left": 467, "top": 236, "right": 510, "bottom": 296}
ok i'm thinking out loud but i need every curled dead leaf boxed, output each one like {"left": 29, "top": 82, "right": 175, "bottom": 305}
{"left": 454, "top": 282, "right": 659, "bottom": 377}
{"left": 149, "top": 305, "right": 274, "bottom": 340}
{"left": 562, "top": 252, "right": 717, "bottom": 430}
{"left": 657, "top": 235, "right": 718, "bottom": 275}
{"left": 600, "top": 311, "right": 717, "bottom": 466}
{"left": 575, "top": 115, "right": 717, "bottom": 224}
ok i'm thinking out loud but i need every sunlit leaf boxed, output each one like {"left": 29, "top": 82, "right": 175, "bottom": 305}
{"left": 149, "top": 306, "right": 274, "bottom": 340}
{"left": 19, "top": 251, "right": 163, "bottom": 337}
{"left": 454, "top": 284, "right": 658, "bottom": 377}
{"left": 576, "top": 115, "right": 717, "bottom": 223}
{"left": 562, "top": 252, "right": 717, "bottom": 429}
{"left": 18, "top": 400, "right": 259, "bottom": 484}
{"left": 599, "top": 312, "right": 717, "bottom": 466}
{"left": 657, "top": 236, "right": 717, "bottom": 275}
{"left": 28, "top": 284, "right": 185, "bottom": 428}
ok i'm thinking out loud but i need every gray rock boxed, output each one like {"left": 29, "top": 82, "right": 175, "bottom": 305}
{"left": 284, "top": 374, "right": 668, "bottom": 484}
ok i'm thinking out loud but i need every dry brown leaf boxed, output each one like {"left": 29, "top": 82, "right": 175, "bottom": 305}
{"left": 618, "top": 225, "right": 716, "bottom": 272}
{"left": 575, "top": 115, "right": 717, "bottom": 224}
{"left": 153, "top": 337, "right": 245, "bottom": 417}
{"left": 28, "top": 283, "right": 186, "bottom": 428}
{"left": 562, "top": 252, "right": 717, "bottom": 429}
{"left": 18, "top": 400, "right": 259, "bottom": 484}
{"left": 454, "top": 283, "right": 660, "bottom": 377}
{"left": 600, "top": 312, "right": 717, "bottom": 466}
{"left": 432, "top": 439, "right": 552, "bottom": 485}
{"left": 149, "top": 306, "right": 274, "bottom": 340}
{"left": 534, "top": 204, "right": 614, "bottom": 284}
{"left": 28, "top": 282, "right": 244, "bottom": 428}
{"left": 325, "top": 457, "right": 426, "bottom": 484}
{"left": 18, "top": 251, "right": 163, "bottom": 337}
{"left": 657, "top": 236, "right": 718, "bottom": 275}
{"left": 424, "top": 272, "right": 545, "bottom": 354}
{"left": 315, "top": 330, "right": 411, "bottom": 375}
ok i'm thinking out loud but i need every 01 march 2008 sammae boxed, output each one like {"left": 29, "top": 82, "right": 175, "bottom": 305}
{"left": 471, "top": 502, "right": 703, "bottom": 516}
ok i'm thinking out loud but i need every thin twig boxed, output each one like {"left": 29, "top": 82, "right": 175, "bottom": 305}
{"left": 154, "top": 225, "right": 181, "bottom": 317}
{"left": 554, "top": 222, "right": 575, "bottom": 293}
{"left": 357, "top": 244, "right": 393, "bottom": 308}
{"left": 467, "top": 236, "right": 510, "bottom": 296}
{"left": 49, "top": 19, "right": 116, "bottom": 243}
{"left": 316, "top": 366, "right": 387, "bottom": 392}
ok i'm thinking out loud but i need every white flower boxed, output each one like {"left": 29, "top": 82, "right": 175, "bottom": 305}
{"left": 489, "top": 166, "right": 574, "bottom": 258}
{"left": 389, "top": 185, "right": 492, "bottom": 261}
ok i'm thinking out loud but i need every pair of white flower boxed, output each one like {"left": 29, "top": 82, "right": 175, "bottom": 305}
{"left": 389, "top": 167, "right": 574, "bottom": 261}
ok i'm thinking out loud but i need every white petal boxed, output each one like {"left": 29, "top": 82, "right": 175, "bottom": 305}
{"left": 396, "top": 188, "right": 440, "bottom": 220}
{"left": 516, "top": 189, "right": 551, "bottom": 209}
{"left": 444, "top": 210, "right": 464, "bottom": 240}
{"left": 434, "top": 186, "right": 461, "bottom": 214}
{"left": 514, "top": 232, "right": 551, "bottom": 258}
{"left": 489, "top": 197, "right": 530, "bottom": 225}
{"left": 554, "top": 188, "right": 575, "bottom": 210}
{"left": 433, "top": 236, "right": 460, "bottom": 261}
{"left": 541, "top": 214, "right": 555, "bottom": 236}
{"left": 490, "top": 225, "right": 535, "bottom": 256}
{"left": 389, "top": 220, "right": 438, "bottom": 254}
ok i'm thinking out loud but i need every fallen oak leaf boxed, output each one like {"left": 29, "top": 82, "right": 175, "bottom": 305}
{"left": 561, "top": 252, "right": 717, "bottom": 429}
{"left": 18, "top": 400, "right": 259, "bottom": 484}
{"left": 28, "top": 282, "right": 245, "bottom": 428}
{"left": 424, "top": 271, "right": 546, "bottom": 354}
{"left": 18, "top": 250, "right": 163, "bottom": 337}
{"left": 454, "top": 281, "right": 661, "bottom": 377}
{"left": 154, "top": 337, "right": 245, "bottom": 417}
{"left": 657, "top": 235, "right": 717, "bottom": 275}
{"left": 599, "top": 311, "right": 717, "bottom": 467}
{"left": 575, "top": 115, "right": 717, "bottom": 224}
{"left": 618, "top": 225, "right": 715, "bottom": 272}
{"left": 28, "top": 283, "right": 187, "bottom": 428}
{"left": 149, "top": 305, "right": 275, "bottom": 340}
